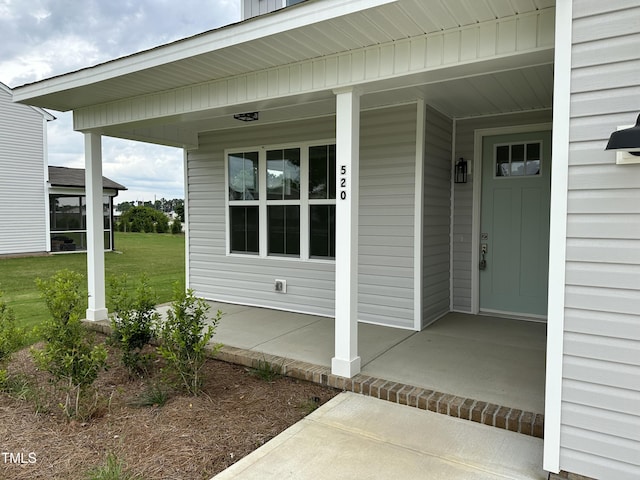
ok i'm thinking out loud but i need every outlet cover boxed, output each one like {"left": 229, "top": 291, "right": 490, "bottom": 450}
{"left": 274, "top": 279, "right": 287, "bottom": 293}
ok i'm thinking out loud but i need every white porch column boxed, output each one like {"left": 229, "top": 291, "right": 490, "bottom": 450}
{"left": 332, "top": 88, "right": 361, "bottom": 378}
{"left": 84, "top": 132, "right": 108, "bottom": 321}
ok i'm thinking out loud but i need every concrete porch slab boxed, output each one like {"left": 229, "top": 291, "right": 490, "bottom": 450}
{"left": 203, "top": 303, "right": 545, "bottom": 414}
{"left": 362, "top": 315, "right": 546, "bottom": 413}
{"left": 212, "top": 392, "right": 546, "bottom": 480}
{"left": 254, "top": 318, "right": 414, "bottom": 367}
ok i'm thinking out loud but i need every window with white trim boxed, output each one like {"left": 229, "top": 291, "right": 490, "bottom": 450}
{"left": 227, "top": 143, "right": 336, "bottom": 260}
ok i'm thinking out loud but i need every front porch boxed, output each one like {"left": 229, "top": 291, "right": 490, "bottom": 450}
{"left": 158, "top": 301, "right": 546, "bottom": 436}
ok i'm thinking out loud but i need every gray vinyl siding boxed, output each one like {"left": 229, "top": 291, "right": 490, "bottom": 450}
{"left": 559, "top": 2, "right": 640, "bottom": 479}
{"left": 0, "top": 87, "right": 48, "bottom": 255}
{"left": 187, "top": 104, "right": 416, "bottom": 328}
{"left": 422, "top": 106, "right": 452, "bottom": 326}
{"left": 359, "top": 104, "right": 416, "bottom": 329}
{"left": 452, "top": 110, "right": 552, "bottom": 312}
{"left": 242, "top": 0, "right": 282, "bottom": 19}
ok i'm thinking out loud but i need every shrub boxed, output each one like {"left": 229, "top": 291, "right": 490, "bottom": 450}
{"left": 120, "top": 206, "right": 169, "bottom": 234}
{"left": 157, "top": 285, "right": 221, "bottom": 395}
{"left": 0, "top": 292, "right": 25, "bottom": 388}
{"left": 108, "top": 274, "right": 158, "bottom": 376}
{"left": 170, "top": 219, "right": 182, "bottom": 234}
{"left": 32, "top": 270, "right": 108, "bottom": 418}
{"left": 0, "top": 292, "right": 23, "bottom": 363}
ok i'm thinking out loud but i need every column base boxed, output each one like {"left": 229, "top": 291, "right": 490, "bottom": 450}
{"left": 331, "top": 356, "right": 361, "bottom": 378}
{"left": 85, "top": 308, "right": 108, "bottom": 321}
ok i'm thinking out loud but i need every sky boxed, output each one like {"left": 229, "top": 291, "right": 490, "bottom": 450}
{"left": 1, "top": 0, "right": 240, "bottom": 205}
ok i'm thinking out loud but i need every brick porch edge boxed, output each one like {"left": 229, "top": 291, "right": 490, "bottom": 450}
{"left": 216, "top": 345, "right": 544, "bottom": 439}
{"left": 84, "top": 321, "right": 543, "bottom": 439}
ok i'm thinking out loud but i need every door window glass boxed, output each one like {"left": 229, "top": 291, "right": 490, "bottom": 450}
{"left": 495, "top": 142, "right": 542, "bottom": 177}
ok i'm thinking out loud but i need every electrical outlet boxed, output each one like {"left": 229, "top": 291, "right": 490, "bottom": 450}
{"left": 274, "top": 279, "right": 287, "bottom": 293}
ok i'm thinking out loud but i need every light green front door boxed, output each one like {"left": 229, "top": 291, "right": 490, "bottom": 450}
{"left": 480, "top": 131, "right": 551, "bottom": 317}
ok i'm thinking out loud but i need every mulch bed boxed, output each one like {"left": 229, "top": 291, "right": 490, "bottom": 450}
{"left": 0, "top": 337, "right": 338, "bottom": 480}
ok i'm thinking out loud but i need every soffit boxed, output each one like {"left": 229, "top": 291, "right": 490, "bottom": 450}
{"left": 13, "top": 0, "right": 555, "bottom": 112}
{"left": 104, "top": 62, "right": 554, "bottom": 148}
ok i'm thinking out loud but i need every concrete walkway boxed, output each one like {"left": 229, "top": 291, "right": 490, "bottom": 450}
{"left": 212, "top": 392, "right": 546, "bottom": 480}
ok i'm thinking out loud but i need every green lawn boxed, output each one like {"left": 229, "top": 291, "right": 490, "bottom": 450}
{"left": 0, "top": 232, "right": 185, "bottom": 331}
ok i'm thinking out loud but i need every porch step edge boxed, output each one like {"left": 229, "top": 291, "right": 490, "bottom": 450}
{"left": 215, "top": 344, "right": 545, "bottom": 439}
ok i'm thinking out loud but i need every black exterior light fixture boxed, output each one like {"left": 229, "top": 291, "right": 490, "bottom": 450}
{"left": 605, "top": 113, "right": 640, "bottom": 164}
{"left": 233, "top": 112, "right": 259, "bottom": 122}
{"left": 454, "top": 157, "right": 468, "bottom": 183}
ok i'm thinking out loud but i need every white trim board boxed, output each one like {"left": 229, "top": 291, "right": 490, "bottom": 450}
{"left": 183, "top": 149, "right": 191, "bottom": 290}
{"left": 543, "top": 0, "right": 572, "bottom": 472}
{"left": 414, "top": 99, "right": 425, "bottom": 331}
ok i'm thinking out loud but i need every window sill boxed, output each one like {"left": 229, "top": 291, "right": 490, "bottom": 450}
{"left": 226, "top": 252, "right": 335, "bottom": 264}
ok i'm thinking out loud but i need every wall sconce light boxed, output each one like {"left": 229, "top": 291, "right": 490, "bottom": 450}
{"left": 454, "top": 157, "right": 468, "bottom": 184}
{"left": 605, "top": 113, "right": 640, "bottom": 164}
{"left": 233, "top": 112, "right": 259, "bottom": 122}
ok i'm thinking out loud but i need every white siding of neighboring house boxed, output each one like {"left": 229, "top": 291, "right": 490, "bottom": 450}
{"left": 451, "top": 110, "right": 552, "bottom": 312}
{"left": 187, "top": 104, "right": 417, "bottom": 329}
{"left": 558, "top": 2, "right": 640, "bottom": 479}
{"left": 0, "top": 86, "right": 48, "bottom": 255}
{"left": 422, "top": 106, "right": 452, "bottom": 326}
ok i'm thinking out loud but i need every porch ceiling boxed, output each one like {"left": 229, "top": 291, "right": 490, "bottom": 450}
{"left": 13, "top": 0, "right": 555, "bottom": 112}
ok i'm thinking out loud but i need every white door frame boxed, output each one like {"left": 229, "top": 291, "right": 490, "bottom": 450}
{"left": 470, "top": 122, "right": 553, "bottom": 316}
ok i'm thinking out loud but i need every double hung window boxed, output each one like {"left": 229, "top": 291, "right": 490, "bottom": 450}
{"left": 227, "top": 143, "right": 335, "bottom": 260}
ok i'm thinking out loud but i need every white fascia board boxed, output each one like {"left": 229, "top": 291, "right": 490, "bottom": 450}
{"left": 12, "top": 0, "right": 398, "bottom": 104}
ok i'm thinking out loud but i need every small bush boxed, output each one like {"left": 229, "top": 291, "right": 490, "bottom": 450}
{"left": 109, "top": 274, "right": 158, "bottom": 376}
{"left": 0, "top": 292, "right": 23, "bottom": 362}
{"left": 32, "top": 270, "right": 108, "bottom": 418}
{"left": 157, "top": 285, "right": 221, "bottom": 395}
{"left": 170, "top": 219, "right": 182, "bottom": 234}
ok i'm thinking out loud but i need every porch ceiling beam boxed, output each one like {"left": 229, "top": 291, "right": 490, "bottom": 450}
{"left": 73, "top": 8, "right": 554, "bottom": 134}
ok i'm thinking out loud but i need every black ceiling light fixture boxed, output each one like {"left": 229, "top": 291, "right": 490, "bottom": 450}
{"left": 233, "top": 112, "right": 259, "bottom": 122}
{"left": 605, "top": 113, "right": 640, "bottom": 164}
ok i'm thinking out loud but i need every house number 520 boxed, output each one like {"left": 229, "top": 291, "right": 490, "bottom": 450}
{"left": 339, "top": 165, "right": 347, "bottom": 200}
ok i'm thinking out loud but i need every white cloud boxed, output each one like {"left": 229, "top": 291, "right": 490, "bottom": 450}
{"left": 3, "top": 1, "right": 241, "bottom": 203}
{"left": 102, "top": 140, "right": 184, "bottom": 203}
{"left": 1, "top": 34, "right": 103, "bottom": 86}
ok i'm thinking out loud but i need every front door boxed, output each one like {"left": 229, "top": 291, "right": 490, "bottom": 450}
{"left": 479, "top": 131, "right": 551, "bottom": 317}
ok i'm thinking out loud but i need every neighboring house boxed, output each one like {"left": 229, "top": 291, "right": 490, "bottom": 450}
{"left": 13, "top": 1, "right": 640, "bottom": 479}
{"left": 48, "top": 166, "right": 126, "bottom": 252}
{"left": 1, "top": 83, "right": 125, "bottom": 255}
{"left": 0, "top": 81, "right": 54, "bottom": 255}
